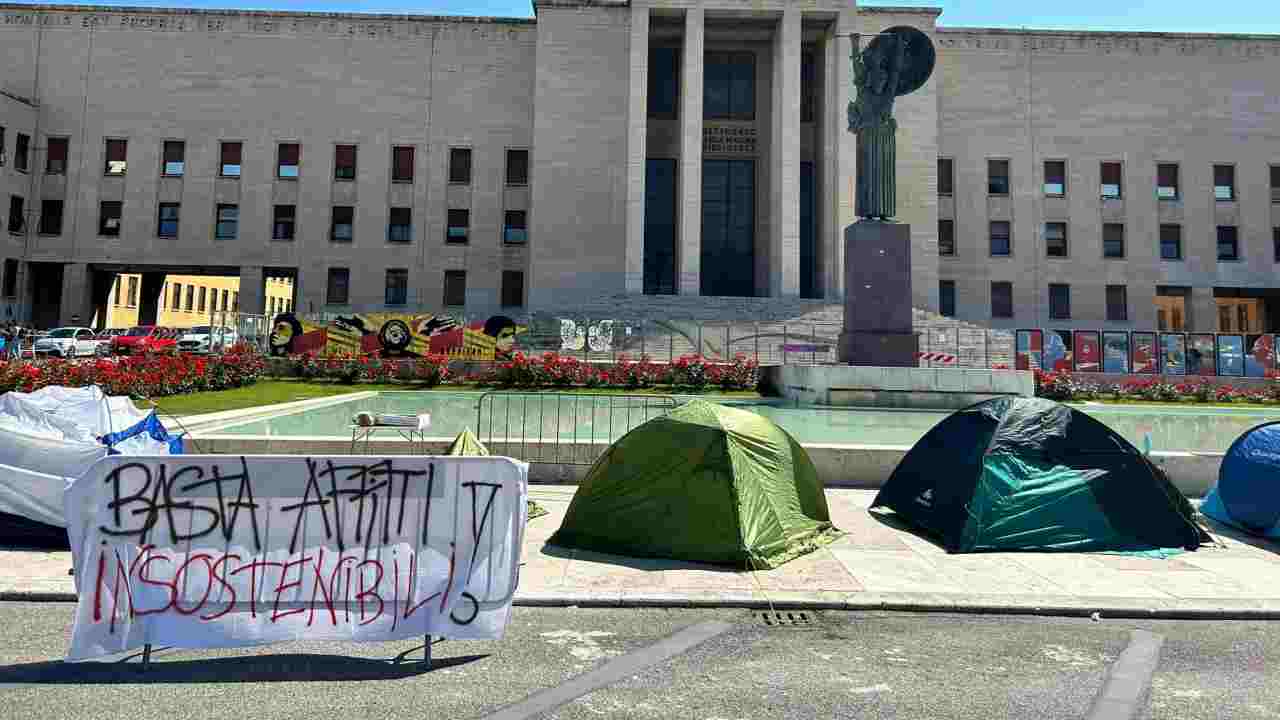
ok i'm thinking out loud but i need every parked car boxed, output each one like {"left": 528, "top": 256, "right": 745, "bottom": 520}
{"left": 177, "top": 326, "right": 239, "bottom": 354}
{"left": 33, "top": 327, "right": 111, "bottom": 358}
{"left": 112, "top": 326, "right": 179, "bottom": 355}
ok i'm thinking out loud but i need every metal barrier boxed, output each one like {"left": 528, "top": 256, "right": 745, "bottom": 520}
{"left": 474, "top": 392, "right": 680, "bottom": 465}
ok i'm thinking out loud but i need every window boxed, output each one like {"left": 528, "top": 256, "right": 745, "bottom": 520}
{"left": 1160, "top": 224, "right": 1182, "bottom": 260}
{"left": 938, "top": 219, "right": 955, "bottom": 256}
{"left": 1213, "top": 164, "right": 1235, "bottom": 201}
{"left": 939, "top": 280, "right": 956, "bottom": 317}
{"left": 443, "top": 270, "right": 466, "bottom": 307}
{"left": 2, "top": 259, "right": 17, "bottom": 297}
{"left": 388, "top": 207, "right": 412, "bottom": 243}
{"left": 1103, "top": 223, "right": 1125, "bottom": 258}
{"left": 334, "top": 144, "right": 356, "bottom": 180}
{"left": 331, "top": 206, "right": 354, "bottom": 243}
{"left": 937, "top": 158, "right": 953, "bottom": 196}
{"left": 45, "top": 137, "right": 68, "bottom": 175}
{"left": 1048, "top": 284, "right": 1071, "bottom": 320}
{"left": 171, "top": 283, "right": 182, "bottom": 310}
{"left": 15, "top": 133, "right": 29, "bottom": 172}
{"left": 326, "top": 268, "right": 349, "bottom": 305}
{"left": 272, "top": 205, "right": 296, "bottom": 240}
{"left": 7, "top": 196, "right": 23, "bottom": 234}
{"left": 162, "top": 140, "right": 185, "bottom": 176}
{"left": 127, "top": 277, "right": 138, "bottom": 307}
{"left": 392, "top": 146, "right": 415, "bottom": 183}
{"left": 991, "top": 282, "right": 1013, "bottom": 319}
{"left": 501, "top": 270, "right": 524, "bottom": 308}
{"left": 0, "top": 127, "right": 6, "bottom": 166}
{"left": 801, "top": 52, "right": 816, "bottom": 123}
{"left": 38, "top": 199, "right": 63, "bottom": 235}
{"left": 1157, "top": 163, "right": 1179, "bottom": 200}
{"left": 211, "top": 289, "right": 219, "bottom": 312}
{"left": 1217, "top": 225, "right": 1239, "bottom": 261}
{"left": 277, "top": 143, "right": 300, "bottom": 178}
{"left": 648, "top": 47, "right": 679, "bottom": 119}
{"left": 99, "top": 201, "right": 122, "bottom": 236}
{"left": 988, "top": 159, "right": 1010, "bottom": 195}
{"left": 989, "top": 221, "right": 1011, "bottom": 256}
{"left": 198, "top": 286, "right": 207, "bottom": 312}
{"left": 104, "top": 138, "right": 127, "bottom": 175}
{"left": 1045, "top": 222, "right": 1068, "bottom": 257}
{"left": 1106, "top": 285, "right": 1128, "bottom": 322}
{"left": 220, "top": 141, "right": 242, "bottom": 177}
{"left": 215, "top": 204, "right": 239, "bottom": 239}
{"left": 704, "top": 52, "right": 754, "bottom": 120}
{"left": 446, "top": 209, "right": 470, "bottom": 244}
{"left": 506, "top": 149, "right": 529, "bottom": 186}
{"left": 1044, "top": 160, "right": 1066, "bottom": 196}
{"left": 185, "top": 285, "right": 194, "bottom": 311}
{"left": 1272, "top": 165, "right": 1280, "bottom": 203}
{"left": 115, "top": 280, "right": 122, "bottom": 306}
{"left": 504, "top": 210, "right": 527, "bottom": 244}
{"left": 157, "top": 203, "right": 180, "bottom": 237}
{"left": 1274, "top": 227, "right": 1280, "bottom": 262}
{"left": 1101, "top": 162, "right": 1122, "bottom": 199}
{"left": 221, "top": 289, "right": 229, "bottom": 313}
{"left": 384, "top": 268, "right": 408, "bottom": 306}
{"left": 232, "top": 292, "right": 238, "bottom": 311}
{"left": 449, "top": 148, "right": 472, "bottom": 184}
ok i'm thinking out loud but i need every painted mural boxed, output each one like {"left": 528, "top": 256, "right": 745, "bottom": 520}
{"left": 267, "top": 312, "right": 526, "bottom": 360}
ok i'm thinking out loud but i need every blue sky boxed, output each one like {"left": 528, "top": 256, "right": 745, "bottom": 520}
{"left": 6, "top": 0, "right": 1280, "bottom": 34}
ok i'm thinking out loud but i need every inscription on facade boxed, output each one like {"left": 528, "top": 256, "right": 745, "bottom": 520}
{"left": 703, "top": 126, "right": 757, "bottom": 155}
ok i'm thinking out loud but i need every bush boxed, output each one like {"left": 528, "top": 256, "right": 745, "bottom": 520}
{"left": 0, "top": 345, "right": 265, "bottom": 399}
{"left": 475, "top": 351, "right": 758, "bottom": 391}
{"left": 1035, "top": 370, "right": 1280, "bottom": 405}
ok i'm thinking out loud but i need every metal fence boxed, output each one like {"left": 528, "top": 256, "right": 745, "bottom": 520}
{"left": 474, "top": 391, "right": 680, "bottom": 465}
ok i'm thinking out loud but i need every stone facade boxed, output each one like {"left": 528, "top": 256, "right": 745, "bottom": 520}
{"left": 0, "top": 2, "right": 1276, "bottom": 333}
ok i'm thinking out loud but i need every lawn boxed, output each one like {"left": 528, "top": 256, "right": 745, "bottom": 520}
{"left": 148, "top": 379, "right": 762, "bottom": 417}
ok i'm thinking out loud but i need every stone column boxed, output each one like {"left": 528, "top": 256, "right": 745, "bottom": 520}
{"left": 137, "top": 272, "right": 165, "bottom": 327}
{"left": 238, "top": 265, "right": 266, "bottom": 316}
{"left": 822, "top": 12, "right": 857, "bottom": 299}
{"left": 624, "top": 4, "right": 650, "bottom": 294}
{"left": 770, "top": 8, "right": 802, "bottom": 297}
{"left": 677, "top": 6, "right": 704, "bottom": 295}
{"left": 1190, "top": 286, "right": 1218, "bottom": 332}
{"left": 59, "top": 263, "right": 94, "bottom": 327}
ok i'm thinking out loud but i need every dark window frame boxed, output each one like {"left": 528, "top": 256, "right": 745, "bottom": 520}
{"left": 1274, "top": 227, "right": 1280, "bottom": 263}
{"left": 1106, "top": 285, "right": 1128, "bottom": 322}
{"left": 939, "top": 280, "right": 956, "bottom": 318}
{"left": 330, "top": 206, "right": 354, "bottom": 243}
{"left": 45, "top": 137, "right": 69, "bottom": 175}
{"left": 384, "top": 268, "right": 408, "bottom": 306}
{"left": 991, "top": 281, "right": 1014, "bottom": 319}
{"left": 443, "top": 269, "right": 467, "bottom": 307}
{"left": 7, "top": 196, "right": 24, "bottom": 235}
{"left": 937, "top": 157, "right": 954, "bottom": 196}
{"left": 392, "top": 145, "right": 415, "bottom": 183}
{"left": 161, "top": 140, "right": 186, "bottom": 177}
{"left": 214, "top": 203, "right": 239, "bottom": 240}
{"left": 1100, "top": 161, "right": 1123, "bottom": 199}
{"left": 1103, "top": 223, "right": 1125, "bottom": 259}
{"left": 326, "top": 267, "right": 350, "bottom": 305}
{"left": 277, "top": 142, "right": 301, "bottom": 179}
{"left": 388, "top": 207, "right": 412, "bottom": 244}
{"left": 1217, "top": 225, "right": 1240, "bottom": 261}
{"left": 446, "top": 208, "right": 470, "bottom": 244}
{"left": 14, "top": 133, "right": 30, "bottom": 173}
{"left": 220, "top": 141, "right": 243, "bottom": 177}
{"left": 99, "top": 201, "right": 122, "bottom": 237}
{"left": 272, "top": 204, "right": 296, "bottom": 241}
{"left": 334, "top": 144, "right": 357, "bottom": 181}
{"left": 104, "top": 138, "right": 127, "bottom": 176}
{"left": 505, "top": 148, "right": 529, "bottom": 186}
{"left": 1213, "top": 163, "right": 1236, "bottom": 201}
{"left": 157, "top": 203, "right": 180, "bottom": 238}
{"left": 503, "top": 210, "right": 528, "bottom": 245}
{"left": 1048, "top": 283, "right": 1071, "bottom": 320}
{"left": 1160, "top": 224, "right": 1183, "bottom": 261}
{"left": 2, "top": 259, "right": 17, "bottom": 298}
{"left": 703, "top": 51, "right": 756, "bottom": 121}
{"left": 448, "top": 147, "right": 472, "bottom": 185}
{"left": 1043, "top": 160, "right": 1067, "bottom": 197}
{"left": 988, "top": 158, "right": 1011, "bottom": 196}
{"left": 938, "top": 218, "right": 955, "bottom": 256}
{"left": 1157, "top": 162, "right": 1180, "bottom": 200}
{"left": 501, "top": 270, "right": 525, "bottom": 308}
{"left": 989, "top": 220, "right": 1012, "bottom": 257}
{"left": 647, "top": 46, "right": 679, "bottom": 120}
{"left": 1045, "top": 222, "right": 1068, "bottom": 258}
{"left": 38, "top": 199, "right": 63, "bottom": 236}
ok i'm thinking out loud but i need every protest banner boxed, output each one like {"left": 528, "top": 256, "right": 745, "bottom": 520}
{"left": 63, "top": 454, "right": 527, "bottom": 661}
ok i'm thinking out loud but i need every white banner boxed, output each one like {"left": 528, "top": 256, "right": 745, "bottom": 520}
{"left": 64, "top": 455, "right": 528, "bottom": 661}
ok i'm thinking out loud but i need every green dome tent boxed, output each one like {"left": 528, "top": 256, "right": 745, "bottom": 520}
{"left": 872, "top": 397, "right": 1209, "bottom": 554}
{"left": 548, "top": 399, "right": 840, "bottom": 569}
{"left": 447, "top": 427, "right": 547, "bottom": 520}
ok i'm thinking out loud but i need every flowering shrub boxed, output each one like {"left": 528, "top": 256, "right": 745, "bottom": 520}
{"left": 0, "top": 346, "right": 265, "bottom": 398}
{"left": 1035, "top": 370, "right": 1280, "bottom": 404}
{"left": 479, "top": 352, "right": 758, "bottom": 391}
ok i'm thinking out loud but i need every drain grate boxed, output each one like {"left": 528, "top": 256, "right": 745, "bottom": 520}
{"left": 759, "top": 610, "right": 813, "bottom": 627}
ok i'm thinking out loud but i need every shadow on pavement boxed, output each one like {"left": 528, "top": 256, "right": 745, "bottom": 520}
{"left": 867, "top": 507, "right": 948, "bottom": 551}
{"left": 539, "top": 542, "right": 746, "bottom": 574}
{"left": 1198, "top": 516, "right": 1280, "bottom": 554}
{"left": 0, "top": 650, "right": 487, "bottom": 684}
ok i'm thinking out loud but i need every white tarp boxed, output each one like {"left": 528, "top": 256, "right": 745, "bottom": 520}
{"left": 0, "top": 386, "right": 178, "bottom": 528}
{"left": 64, "top": 454, "right": 528, "bottom": 661}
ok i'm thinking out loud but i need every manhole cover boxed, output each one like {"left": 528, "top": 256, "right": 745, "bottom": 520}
{"left": 758, "top": 610, "right": 816, "bottom": 628}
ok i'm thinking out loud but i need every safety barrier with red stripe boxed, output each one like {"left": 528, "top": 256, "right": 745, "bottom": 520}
{"left": 915, "top": 351, "right": 957, "bottom": 364}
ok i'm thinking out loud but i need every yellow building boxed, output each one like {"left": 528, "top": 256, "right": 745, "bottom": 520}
{"left": 102, "top": 274, "right": 294, "bottom": 330}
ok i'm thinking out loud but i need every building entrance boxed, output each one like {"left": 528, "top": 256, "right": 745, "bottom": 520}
{"left": 701, "top": 159, "right": 755, "bottom": 297}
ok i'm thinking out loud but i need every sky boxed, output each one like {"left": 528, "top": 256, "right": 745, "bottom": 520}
{"left": 5, "top": 0, "right": 1280, "bottom": 35}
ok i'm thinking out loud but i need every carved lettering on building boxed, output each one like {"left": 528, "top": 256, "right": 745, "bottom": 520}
{"left": 703, "top": 126, "right": 757, "bottom": 156}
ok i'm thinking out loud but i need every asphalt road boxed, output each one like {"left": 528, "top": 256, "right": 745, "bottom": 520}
{"left": 0, "top": 602, "right": 1275, "bottom": 720}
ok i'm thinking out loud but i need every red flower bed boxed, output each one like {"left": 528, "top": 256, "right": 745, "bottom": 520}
{"left": 0, "top": 343, "right": 265, "bottom": 398}
{"left": 480, "top": 352, "right": 759, "bottom": 391}
{"left": 1035, "top": 370, "right": 1280, "bottom": 404}
{"left": 287, "top": 352, "right": 452, "bottom": 387}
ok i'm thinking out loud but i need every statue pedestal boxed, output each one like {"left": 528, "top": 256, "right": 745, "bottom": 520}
{"left": 838, "top": 221, "right": 917, "bottom": 367}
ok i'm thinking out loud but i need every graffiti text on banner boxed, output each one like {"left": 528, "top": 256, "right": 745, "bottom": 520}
{"left": 63, "top": 455, "right": 527, "bottom": 661}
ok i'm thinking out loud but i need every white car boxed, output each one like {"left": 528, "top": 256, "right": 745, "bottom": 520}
{"left": 33, "top": 327, "right": 110, "bottom": 358}
{"left": 177, "top": 326, "right": 239, "bottom": 354}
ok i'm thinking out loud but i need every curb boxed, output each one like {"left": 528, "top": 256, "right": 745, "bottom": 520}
{"left": 9, "top": 589, "right": 1280, "bottom": 621}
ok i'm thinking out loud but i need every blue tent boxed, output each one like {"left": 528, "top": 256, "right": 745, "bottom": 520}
{"left": 1200, "top": 421, "right": 1280, "bottom": 539}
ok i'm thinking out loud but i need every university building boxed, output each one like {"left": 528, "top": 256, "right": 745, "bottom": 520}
{"left": 1, "top": 1, "right": 1279, "bottom": 332}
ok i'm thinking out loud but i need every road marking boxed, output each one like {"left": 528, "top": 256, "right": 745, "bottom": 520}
{"left": 479, "top": 620, "right": 734, "bottom": 720}
{"left": 1085, "top": 630, "right": 1165, "bottom": 720}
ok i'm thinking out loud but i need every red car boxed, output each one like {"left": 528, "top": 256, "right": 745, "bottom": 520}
{"left": 112, "top": 326, "right": 179, "bottom": 355}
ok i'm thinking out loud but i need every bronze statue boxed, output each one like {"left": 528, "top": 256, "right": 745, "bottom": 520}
{"left": 848, "top": 26, "right": 936, "bottom": 221}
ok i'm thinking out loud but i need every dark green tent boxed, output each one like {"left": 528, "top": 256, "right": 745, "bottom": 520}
{"left": 446, "top": 427, "right": 547, "bottom": 520}
{"left": 872, "top": 397, "right": 1209, "bottom": 553}
{"left": 548, "top": 399, "right": 840, "bottom": 569}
